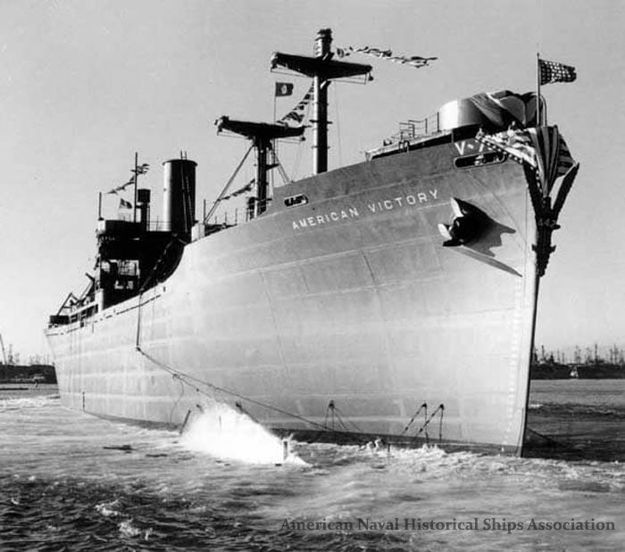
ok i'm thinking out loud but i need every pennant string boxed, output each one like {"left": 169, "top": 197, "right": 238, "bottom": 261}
{"left": 220, "top": 179, "right": 255, "bottom": 201}
{"left": 104, "top": 160, "right": 148, "bottom": 195}
{"left": 336, "top": 45, "right": 437, "bottom": 68}
{"left": 278, "top": 83, "right": 314, "bottom": 127}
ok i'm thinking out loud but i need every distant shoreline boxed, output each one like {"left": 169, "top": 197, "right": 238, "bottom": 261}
{"left": 531, "top": 362, "right": 625, "bottom": 380}
{"left": 0, "top": 364, "right": 57, "bottom": 384}
{"left": 3, "top": 363, "right": 624, "bottom": 384}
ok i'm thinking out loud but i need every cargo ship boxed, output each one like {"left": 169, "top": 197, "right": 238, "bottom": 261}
{"left": 45, "top": 29, "right": 578, "bottom": 455}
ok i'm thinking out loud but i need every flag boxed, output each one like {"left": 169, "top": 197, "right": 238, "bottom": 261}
{"left": 275, "top": 82, "right": 294, "bottom": 97}
{"left": 221, "top": 180, "right": 254, "bottom": 201}
{"left": 119, "top": 198, "right": 133, "bottom": 209}
{"left": 283, "top": 111, "right": 304, "bottom": 123}
{"left": 336, "top": 45, "right": 436, "bottom": 67}
{"left": 278, "top": 83, "right": 314, "bottom": 126}
{"left": 135, "top": 163, "right": 150, "bottom": 175}
{"left": 475, "top": 128, "right": 537, "bottom": 168}
{"left": 476, "top": 126, "right": 576, "bottom": 195}
{"left": 232, "top": 180, "right": 254, "bottom": 197}
{"left": 539, "top": 59, "right": 576, "bottom": 85}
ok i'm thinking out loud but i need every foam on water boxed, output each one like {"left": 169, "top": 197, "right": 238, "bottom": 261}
{"left": 0, "top": 394, "right": 59, "bottom": 411}
{"left": 2, "top": 382, "right": 623, "bottom": 551}
{"left": 180, "top": 401, "right": 308, "bottom": 466}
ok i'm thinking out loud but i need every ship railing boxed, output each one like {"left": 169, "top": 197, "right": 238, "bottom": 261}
{"left": 192, "top": 199, "right": 274, "bottom": 241}
{"left": 205, "top": 208, "right": 244, "bottom": 227}
{"left": 49, "top": 299, "right": 99, "bottom": 327}
{"left": 143, "top": 221, "right": 171, "bottom": 232}
{"left": 204, "top": 199, "right": 274, "bottom": 227}
{"left": 399, "top": 113, "right": 441, "bottom": 140}
{"left": 366, "top": 111, "right": 447, "bottom": 159}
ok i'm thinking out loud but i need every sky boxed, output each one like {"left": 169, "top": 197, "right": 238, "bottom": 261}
{"left": 0, "top": 0, "right": 624, "bottom": 360}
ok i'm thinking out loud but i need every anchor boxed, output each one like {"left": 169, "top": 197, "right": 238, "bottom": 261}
{"left": 437, "top": 197, "right": 490, "bottom": 247}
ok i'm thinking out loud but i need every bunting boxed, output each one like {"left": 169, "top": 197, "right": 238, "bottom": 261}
{"left": 477, "top": 126, "right": 579, "bottom": 277}
{"left": 105, "top": 161, "right": 149, "bottom": 194}
{"left": 279, "top": 83, "right": 314, "bottom": 126}
{"left": 134, "top": 163, "right": 150, "bottom": 175}
{"left": 220, "top": 179, "right": 255, "bottom": 201}
{"left": 106, "top": 178, "right": 135, "bottom": 195}
{"left": 119, "top": 198, "right": 133, "bottom": 209}
{"left": 336, "top": 45, "right": 437, "bottom": 68}
{"left": 475, "top": 126, "right": 575, "bottom": 195}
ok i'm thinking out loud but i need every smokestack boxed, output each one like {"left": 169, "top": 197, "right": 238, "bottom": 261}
{"left": 162, "top": 159, "right": 197, "bottom": 237}
{"left": 137, "top": 188, "right": 151, "bottom": 231}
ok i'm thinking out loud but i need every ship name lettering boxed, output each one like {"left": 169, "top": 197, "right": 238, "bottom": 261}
{"left": 367, "top": 189, "right": 438, "bottom": 213}
{"left": 292, "top": 207, "right": 359, "bottom": 230}
{"left": 291, "top": 188, "right": 438, "bottom": 231}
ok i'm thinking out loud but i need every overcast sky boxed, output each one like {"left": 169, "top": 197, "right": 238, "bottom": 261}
{"left": 0, "top": 0, "right": 623, "bottom": 359}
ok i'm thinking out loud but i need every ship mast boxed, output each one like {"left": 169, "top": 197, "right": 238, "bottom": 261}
{"left": 271, "top": 29, "right": 372, "bottom": 174}
{"left": 313, "top": 29, "right": 331, "bottom": 174}
{"left": 214, "top": 117, "right": 304, "bottom": 218}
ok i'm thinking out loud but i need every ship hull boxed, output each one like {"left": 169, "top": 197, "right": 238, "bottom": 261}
{"left": 47, "top": 140, "right": 537, "bottom": 455}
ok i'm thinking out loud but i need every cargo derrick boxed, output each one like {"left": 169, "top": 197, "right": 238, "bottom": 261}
{"left": 214, "top": 117, "right": 304, "bottom": 219}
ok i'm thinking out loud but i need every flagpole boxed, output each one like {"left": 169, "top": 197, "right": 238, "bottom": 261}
{"left": 536, "top": 52, "right": 541, "bottom": 126}
{"left": 133, "top": 152, "right": 138, "bottom": 223}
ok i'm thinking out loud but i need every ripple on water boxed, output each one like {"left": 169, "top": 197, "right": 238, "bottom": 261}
{"left": 1, "top": 388, "right": 624, "bottom": 551}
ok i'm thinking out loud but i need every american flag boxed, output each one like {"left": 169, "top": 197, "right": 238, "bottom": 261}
{"left": 476, "top": 126, "right": 575, "bottom": 195}
{"left": 539, "top": 59, "right": 577, "bottom": 85}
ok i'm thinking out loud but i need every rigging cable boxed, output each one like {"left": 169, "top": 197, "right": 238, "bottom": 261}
{"left": 203, "top": 144, "right": 254, "bottom": 224}
{"left": 135, "top": 298, "right": 373, "bottom": 443}
{"left": 401, "top": 402, "right": 428, "bottom": 436}
{"left": 413, "top": 404, "right": 445, "bottom": 443}
{"left": 333, "top": 84, "right": 342, "bottom": 167}
{"left": 135, "top": 346, "right": 336, "bottom": 434}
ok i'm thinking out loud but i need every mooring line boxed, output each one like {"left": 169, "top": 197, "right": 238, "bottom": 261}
{"left": 136, "top": 346, "right": 333, "bottom": 433}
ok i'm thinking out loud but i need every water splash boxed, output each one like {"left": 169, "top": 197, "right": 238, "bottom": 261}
{"left": 180, "top": 402, "right": 308, "bottom": 466}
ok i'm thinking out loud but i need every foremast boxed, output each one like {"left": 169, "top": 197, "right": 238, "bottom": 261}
{"left": 271, "top": 29, "right": 372, "bottom": 174}
{"left": 214, "top": 118, "right": 304, "bottom": 219}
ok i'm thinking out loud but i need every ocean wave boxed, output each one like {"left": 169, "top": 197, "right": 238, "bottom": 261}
{"left": 0, "top": 394, "right": 60, "bottom": 411}
{"left": 527, "top": 401, "right": 625, "bottom": 418}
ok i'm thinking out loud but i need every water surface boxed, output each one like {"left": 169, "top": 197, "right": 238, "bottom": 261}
{"left": 0, "top": 381, "right": 622, "bottom": 551}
